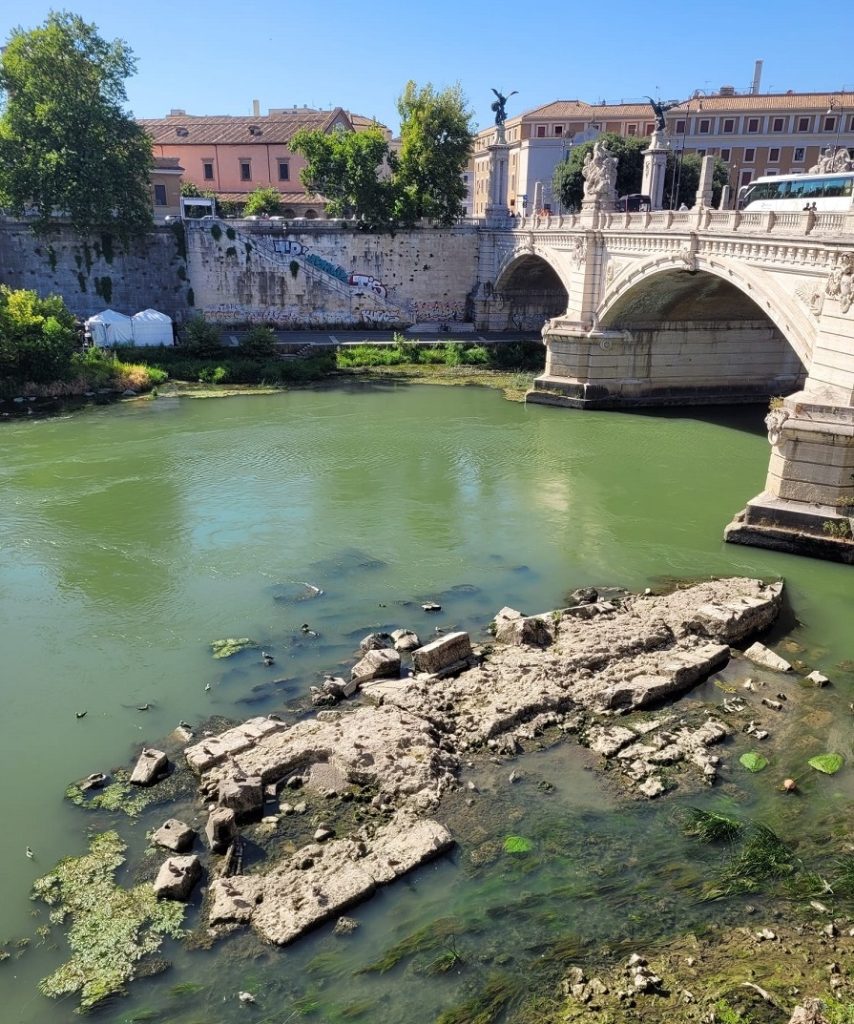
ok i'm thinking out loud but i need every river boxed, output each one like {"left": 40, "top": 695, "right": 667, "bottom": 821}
{"left": 0, "top": 383, "right": 851, "bottom": 1023}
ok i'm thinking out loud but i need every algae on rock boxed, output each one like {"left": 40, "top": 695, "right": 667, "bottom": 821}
{"left": 31, "top": 831, "right": 185, "bottom": 1012}
{"left": 210, "top": 637, "right": 258, "bottom": 659}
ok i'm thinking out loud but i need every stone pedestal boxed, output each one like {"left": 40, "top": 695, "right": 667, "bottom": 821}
{"left": 725, "top": 394, "right": 854, "bottom": 563}
{"left": 642, "top": 131, "right": 669, "bottom": 211}
{"left": 484, "top": 129, "right": 510, "bottom": 224}
{"left": 695, "top": 155, "right": 716, "bottom": 209}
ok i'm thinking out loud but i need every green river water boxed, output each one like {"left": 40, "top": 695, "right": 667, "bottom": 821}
{"left": 0, "top": 383, "right": 851, "bottom": 1023}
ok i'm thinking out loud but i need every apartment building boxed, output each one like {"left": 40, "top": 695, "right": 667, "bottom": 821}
{"left": 150, "top": 157, "right": 183, "bottom": 220}
{"left": 140, "top": 106, "right": 387, "bottom": 217}
{"left": 665, "top": 90, "right": 854, "bottom": 191}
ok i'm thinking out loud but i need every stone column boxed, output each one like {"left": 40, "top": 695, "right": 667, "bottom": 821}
{"left": 641, "top": 130, "right": 669, "bottom": 211}
{"left": 484, "top": 126, "right": 510, "bottom": 224}
{"left": 694, "top": 155, "right": 716, "bottom": 209}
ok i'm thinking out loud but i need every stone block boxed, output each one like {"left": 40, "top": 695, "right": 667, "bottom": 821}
{"left": 391, "top": 629, "right": 421, "bottom": 652}
{"left": 351, "top": 648, "right": 401, "bottom": 683}
{"left": 743, "top": 642, "right": 792, "bottom": 672}
{"left": 154, "top": 854, "right": 202, "bottom": 901}
{"left": 217, "top": 775, "right": 263, "bottom": 819}
{"left": 413, "top": 632, "right": 473, "bottom": 675}
{"left": 205, "top": 807, "right": 237, "bottom": 853}
{"left": 129, "top": 748, "right": 169, "bottom": 786}
{"left": 152, "top": 818, "right": 196, "bottom": 852}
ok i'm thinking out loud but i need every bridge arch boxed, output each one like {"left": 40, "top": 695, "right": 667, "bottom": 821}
{"left": 491, "top": 247, "right": 570, "bottom": 330}
{"left": 598, "top": 252, "right": 814, "bottom": 367}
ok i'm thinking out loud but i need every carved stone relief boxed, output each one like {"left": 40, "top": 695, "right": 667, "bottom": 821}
{"left": 764, "top": 408, "right": 790, "bottom": 445}
{"left": 824, "top": 251, "right": 854, "bottom": 313}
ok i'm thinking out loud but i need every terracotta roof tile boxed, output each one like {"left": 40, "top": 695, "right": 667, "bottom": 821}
{"left": 140, "top": 108, "right": 355, "bottom": 145}
{"left": 213, "top": 191, "right": 321, "bottom": 206}
{"left": 668, "top": 92, "right": 854, "bottom": 113}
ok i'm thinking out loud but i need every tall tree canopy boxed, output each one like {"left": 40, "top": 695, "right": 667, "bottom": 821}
{"left": 292, "top": 81, "right": 474, "bottom": 231}
{"left": 0, "top": 11, "right": 153, "bottom": 235}
{"left": 553, "top": 132, "right": 729, "bottom": 210}
{"left": 291, "top": 125, "right": 395, "bottom": 230}
{"left": 394, "top": 81, "right": 474, "bottom": 227}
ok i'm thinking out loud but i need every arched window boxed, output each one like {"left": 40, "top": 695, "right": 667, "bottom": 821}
{"left": 304, "top": 209, "right": 318, "bottom": 219}
{"left": 282, "top": 208, "right": 296, "bottom": 218}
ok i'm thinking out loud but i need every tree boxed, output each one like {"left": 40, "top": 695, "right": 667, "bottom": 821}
{"left": 394, "top": 81, "right": 474, "bottom": 227}
{"left": 243, "top": 187, "right": 283, "bottom": 217}
{"left": 292, "top": 125, "right": 394, "bottom": 230}
{"left": 0, "top": 12, "right": 153, "bottom": 235}
{"left": 553, "top": 133, "right": 649, "bottom": 211}
{"left": 0, "top": 286, "right": 77, "bottom": 384}
{"left": 663, "top": 153, "right": 730, "bottom": 209}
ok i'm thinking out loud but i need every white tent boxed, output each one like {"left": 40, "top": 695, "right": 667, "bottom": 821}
{"left": 131, "top": 308, "right": 174, "bottom": 347}
{"left": 85, "top": 309, "right": 134, "bottom": 347}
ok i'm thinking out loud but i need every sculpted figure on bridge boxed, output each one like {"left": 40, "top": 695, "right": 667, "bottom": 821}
{"left": 825, "top": 251, "right": 854, "bottom": 313}
{"left": 809, "top": 147, "right": 854, "bottom": 173}
{"left": 582, "top": 140, "right": 618, "bottom": 202}
{"left": 491, "top": 88, "right": 517, "bottom": 127}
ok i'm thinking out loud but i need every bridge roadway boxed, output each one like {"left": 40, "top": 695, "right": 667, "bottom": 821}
{"left": 474, "top": 206, "right": 854, "bottom": 562}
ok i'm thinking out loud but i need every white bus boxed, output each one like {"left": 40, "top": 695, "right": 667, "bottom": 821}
{"left": 739, "top": 172, "right": 854, "bottom": 212}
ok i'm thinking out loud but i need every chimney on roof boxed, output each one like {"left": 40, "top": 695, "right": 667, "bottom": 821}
{"left": 252, "top": 98, "right": 260, "bottom": 117}
{"left": 719, "top": 85, "right": 736, "bottom": 96}
{"left": 751, "top": 59, "right": 763, "bottom": 95}
{"left": 170, "top": 108, "right": 186, "bottom": 116}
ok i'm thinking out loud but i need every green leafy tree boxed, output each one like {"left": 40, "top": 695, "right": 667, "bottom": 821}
{"left": 243, "top": 187, "right": 283, "bottom": 217}
{"left": 240, "top": 325, "right": 278, "bottom": 357}
{"left": 394, "top": 81, "right": 474, "bottom": 226}
{"left": 182, "top": 317, "right": 223, "bottom": 357}
{"left": 553, "top": 133, "right": 649, "bottom": 211}
{"left": 291, "top": 125, "right": 394, "bottom": 230}
{"left": 0, "top": 286, "right": 78, "bottom": 383}
{"left": 0, "top": 12, "right": 153, "bottom": 235}
{"left": 663, "top": 153, "right": 730, "bottom": 209}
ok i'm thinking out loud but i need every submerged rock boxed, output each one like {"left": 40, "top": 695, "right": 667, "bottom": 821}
{"left": 154, "top": 855, "right": 201, "bottom": 901}
{"left": 743, "top": 641, "right": 792, "bottom": 672}
{"left": 208, "top": 811, "right": 452, "bottom": 945}
{"left": 210, "top": 637, "right": 258, "bottom": 659}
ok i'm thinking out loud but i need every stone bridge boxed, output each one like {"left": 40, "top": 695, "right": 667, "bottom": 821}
{"left": 475, "top": 208, "right": 854, "bottom": 562}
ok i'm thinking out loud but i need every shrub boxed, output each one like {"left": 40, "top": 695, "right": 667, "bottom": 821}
{"left": 210, "top": 223, "right": 222, "bottom": 241}
{"left": 182, "top": 317, "right": 223, "bottom": 357}
{"left": 443, "top": 342, "right": 466, "bottom": 366}
{"left": 336, "top": 344, "right": 405, "bottom": 367}
{"left": 240, "top": 325, "right": 278, "bottom": 358}
{"left": 243, "top": 187, "right": 283, "bottom": 217}
{"left": 198, "top": 365, "right": 229, "bottom": 384}
{"left": 0, "top": 286, "right": 77, "bottom": 383}
{"left": 460, "top": 344, "right": 489, "bottom": 364}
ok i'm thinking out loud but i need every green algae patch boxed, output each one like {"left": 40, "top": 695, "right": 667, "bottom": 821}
{"left": 65, "top": 770, "right": 159, "bottom": 817}
{"left": 210, "top": 637, "right": 258, "bottom": 659}
{"left": 503, "top": 835, "right": 534, "bottom": 855}
{"left": 808, "top": 753, "right": 844, "bottom": 775}
{"left": 31, "top": 831, "right": 185, "bottom": 1012}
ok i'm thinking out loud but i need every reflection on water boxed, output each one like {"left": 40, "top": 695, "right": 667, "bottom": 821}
{"left": 0, "top": 385, "right": 851, "bottom": 1023}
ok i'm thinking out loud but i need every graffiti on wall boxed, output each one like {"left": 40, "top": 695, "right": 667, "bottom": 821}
{"left": 348, "top": 273, "right": 387, "bottom": 299}
{"left": 203, "top": 303, "right": 406, "bottom": 328}
{"left": 303, "top": 252, "right": 349, "bottom": 283}
{"left": 412, "top": 299, "right": 466, "bottom": 323}
{"left": 272, "top": 239, "right": 307, "bottom": 256}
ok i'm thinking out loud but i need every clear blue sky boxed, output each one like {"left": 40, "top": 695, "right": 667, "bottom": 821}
{"left": 3, "top": 0, "right": 854, "bottom": 132}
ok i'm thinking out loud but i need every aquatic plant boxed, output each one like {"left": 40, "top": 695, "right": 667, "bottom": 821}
{"left": 739, "top": 751, "right": 768, "bottom": 773}
{"left": 65, "top": 769, "right": 159, "bottom": 817}
{"left": 210, "top": 637, "right": 258, "bottom": 659}
{"left": 435, "top": 972, "right": 525, "bottom": 1024}
{"left": 503, "top": 835, "right": 533, "bottom": 855}
{"left": 681, "top": 808, "right": 744, "bottom": 844}
{"left": 31, "top": 831, "right": 185, "bottom": 1011}
{"left": 808, "top": 753, "right": 844, "bottom": 775}
{"left": 357, "top": 917, "right": 467, "bottom": 974}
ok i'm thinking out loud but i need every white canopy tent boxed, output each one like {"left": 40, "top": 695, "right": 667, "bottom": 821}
{"left": 85, "top": 309, "right": 134, "bottom": 347}
{"left": 131, "top": 308, "right": 174, "bottom": 346}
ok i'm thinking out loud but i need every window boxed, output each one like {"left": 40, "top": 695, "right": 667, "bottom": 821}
{"left": 675, "top": 119, "right": 686, "bottom": 134}
{"left": 768, "top": 148, "right": 780, "bottom": 163}
{"left": 699, "top": 118, "right": 710, "bottom": 134}
{"left": 747, "top": 117, "right": 760, "bottom": 133}
{"left": 823, "top": 115, "right": 837, "bottom": 132}
{"left": 797, "top": 116, "right": 810, "bottom": 132}
{"left": 722, "top": 118, "right": 735, "bottom": 133}
{"left": 278, "top": 160, "right": 290, "bottom": 181}
{"left": 744, "top": 148, "right": 756, "bottom": 162}
{"left": 697, "top": 149, "right": 706, "bottom": 157}
{"left": 554, "top": 124, "right": 563, "bottom": 136}
{"left": 794, "top": 146, "right": 805, "bottom": 162}
{"left": 772, "top": 117, "right": 785, "bottom": 132}
{"left": 721, "top": 148, "right": 731, "bottom": 161}
{"left": 849, "top": 115, "right": 854, "bottom": 131}
{"left": 536, "top": 124, "right": 546, "bottom": 137}
{"left": 154, "top": 183, "right": 167, "bottom": 206}
{"left": 627, "top": 123, "right": 637, "bottom": 135}
{"left": 203, "top": 161, "right": 214, "bottom": 180}
{"left": 240, "top": 160, "right": 251, "bottom": 181}
{"left": 739, "top": 170, "right": 753, "bottom": 187}
{"left": 644, "top": 122, "right": 655, "bottom": 135}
